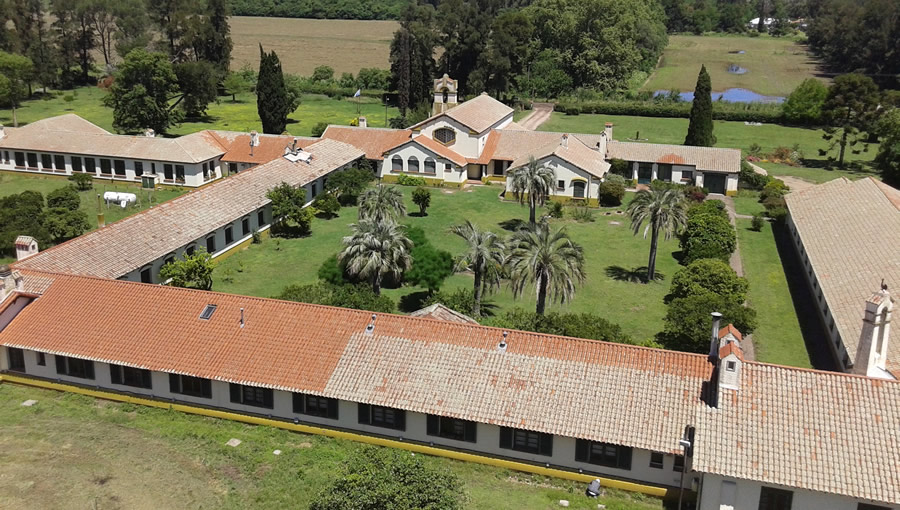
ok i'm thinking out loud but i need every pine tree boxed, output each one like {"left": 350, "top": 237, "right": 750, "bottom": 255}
{"left": 684, "top": 64, "right": 715, "bottom": 147}
{"left": 257, "top": 44, "right": 292, "bottom": 134}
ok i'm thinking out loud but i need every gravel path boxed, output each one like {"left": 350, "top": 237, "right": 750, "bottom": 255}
{"left": 518, "top": 103, "right": 554, "bottom": 130}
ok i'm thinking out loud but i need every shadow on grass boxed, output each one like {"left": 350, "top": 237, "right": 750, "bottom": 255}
{"left": 498, "top": 218, "right": 527, "bottom": 232}
{"left": 399, "top": 291, "right": 431, "bottom": 312}
{"left": 605, "top": 265, "right": 665, "bottom": 284}
{"left": 408, "top": 211, "right": 428, "bottom": 218}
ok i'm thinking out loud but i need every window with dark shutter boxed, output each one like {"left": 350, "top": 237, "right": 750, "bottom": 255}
{"left": 54, "top": 154, "right": 66, "bottom": 170}
{"left": 71, "top": 156, "right": 82, "bottom": 172}
{"left": 257, "top": 209, "right": 265, "bottom": 227}
{"left": 41, "top": 153, "right": 52, "bottom": 169}
{"left": 225, "top": 226, "right": 233, "bottom": 245}
{"left": 499, "top": 427, "right": 512, "bottom": 449}
{"left": 501, "top": 428, "right": 552, "bottom": 456}
{"left": 242, "top": 217, "right": 250, "bottom": 236}
{"left": 54, "top": 356, "right": 94, "bottom": 379}
{"left": 85, "top": 157, "right": 96, "bottom": 173}
{"left": 171, "top": 374, "right": 212, "bottom": 399}
{"left": 110, "top": 364, "right": 152, "bottom": 389}
{"left": 649, "top": 452, "right": 664, "bottom": 469}
{"left": 114, "top": 159, "right": 126, "bottom": 176}
{"left": 110, "top": 364, "right": 123, "bottom": 385}
{"left": 358, "top": 403, "right": 371, "bottom": 424}
{"left": 206, "top": 235, "right": 216, "bottom": 253}
{"left": 229, "top": 383, "right": 273, "bottom": 409}
{"left": 7, "top": 348, "right": 25, "bottom": 372}
{"left": 37, "top": 352, "right": 46, "bottom": 366}
{"left": 169, "top": 373, "right": 180, "bottom": 393}
{"left": 427, "top": 415, "right": 477, "bottom": 443}
{"left": 758, "top": 487, "right": 793, "bottom": 510}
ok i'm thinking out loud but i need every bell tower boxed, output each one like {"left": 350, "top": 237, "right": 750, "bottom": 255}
{"left": 433, "top": 74, "right": 458, "bottom": 116}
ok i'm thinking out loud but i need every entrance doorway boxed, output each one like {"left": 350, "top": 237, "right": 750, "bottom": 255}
{"left": 705, "top": 173, "right": 727, "bottom": 194}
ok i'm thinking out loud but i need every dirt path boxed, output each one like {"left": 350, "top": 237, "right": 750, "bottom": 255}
{"left": 518, "top": 103, "right": 554, "bottom": 130}
{"left": 773, "top": 175, "right": 816, "bottom": 193}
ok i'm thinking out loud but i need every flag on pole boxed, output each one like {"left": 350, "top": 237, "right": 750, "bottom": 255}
{"left": 353, "top": 89, "right": 361, "bottom": 97}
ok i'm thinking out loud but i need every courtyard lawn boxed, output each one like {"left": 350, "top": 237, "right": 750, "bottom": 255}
{"left": 0, "top": 86, "right": 399, "bottom": 137}
{"left": 641, "top": 34, "right": 822, "bottom": 97}
{"left": 754, "top": 162, "right": 878, "bottom": 184}
{"left": 0, "top": 383, "right": 664, "bottom": 510}
{"left": 215, "top": 185, "right": 680, "bottom": 344}
{"left": 732, "top": 191, "right": 764, "bottom": 217}
{"left": 736, "top": 218, "right": 811, "bottom": 368}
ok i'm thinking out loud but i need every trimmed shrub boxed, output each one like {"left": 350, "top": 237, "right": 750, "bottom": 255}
{"left": 396, "top": 174, "right": 427, "bottom": 186}
{"left": 565, "top": 105, "right": 581, "bottom": 116}
{"left": 68, "top": 172, "right": 93, "bottom": 191}
{"left": 604, "top": 173, "right": 627, "bottom": 187}
{"left": 739, "top": 161, "right": 770, "bottom": 190}
{"left": 609, "top": 158, "right": 631, "bottom": 178}
{"left": 598, "top": 180, "right": 626, "bottom": 206}
{"left": 683, "top": 185, "right": 708, "bottom": 202}
{"left": 668, "top": 258, "right": 748, "bottom": 305}
{"left": 411, "top": 187, "right": 431, "bottom": 215}
{"left": 687, "top": 199, "right": 728, "bottom": 220}
{"left": 751, "top": 213, "right": 765, "bottom": 231}
{"left": 311, "top": 121, "right": 328, "bottom": 137}
{"left": 312, "top": 192, "right": 340, "bottom": 218}
{"left": 680, "top": 212, "right": 737, "bottom": 263}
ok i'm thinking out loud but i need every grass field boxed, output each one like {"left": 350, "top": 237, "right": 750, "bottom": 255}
{"left": 0, "top": 383, "right": 665, "bottom": 510}
{"left": 229, "top": 17, "right": 397, "bottom": 76}
{"left": 0, "top": 86, "right": 399, "bottom": 137}
{"left": 215, "top": 185, "right": 683, "bottom": 344}
{"left": 540, "top": 112, "right": 879, "bottom": 183}
{"left": 736, "top": 218, "right": 811, "bottom": 367}
{"left": 642, "top": 34, "right": 823, "bottom": 97}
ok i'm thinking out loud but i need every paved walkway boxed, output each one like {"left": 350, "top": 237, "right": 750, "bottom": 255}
{"left": 518, "top": 103, "right": 554, "bottom": 130}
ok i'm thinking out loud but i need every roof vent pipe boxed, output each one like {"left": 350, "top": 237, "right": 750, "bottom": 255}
{"left": 365, "top": 314, "right": 376, "bottom": 335}
{"left": 240, "top": 307, "right": 245, "bottom": 328}
{"left": 498, "top": 331, "right": 509, "bottom": 352}
{"left": 709, "top": 312, "right": 722, "bottom": 362}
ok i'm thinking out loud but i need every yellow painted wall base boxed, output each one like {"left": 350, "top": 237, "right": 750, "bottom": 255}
{"left": 725, "top": 190, "right": 737, "bottom": 197}
{"left": 0, "top": 374, "right": 675, "bottom": 499}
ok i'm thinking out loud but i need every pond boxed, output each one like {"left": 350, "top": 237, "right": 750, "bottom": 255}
{"left": 653, "top": 88, "right": 785, "bottom": 104}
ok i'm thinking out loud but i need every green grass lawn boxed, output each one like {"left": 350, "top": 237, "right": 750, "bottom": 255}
{"left": 736, "top": 218, "right": 810, "bottom": 368}
{"left": 0, "top": 383, "right": 664, "bottom": 509}
{"left": 642, "top": 34, "right": 822, "bottom": 97}
{"left": 732, "top": 191, "right": 764, "bottom": 217}
{"left": 0, "top": 87, "right": 399, "bottom": 137}
{"left": 755, "top": 162, "right": 878, "bottom": 183}
{"left": 215, "top": 185, "right": 679, "bottom": 344}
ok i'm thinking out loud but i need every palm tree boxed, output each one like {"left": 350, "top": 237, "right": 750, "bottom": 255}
{"left": 507, "top": 156, "right": 555, "bottom": 226}
{"left": 626, "top": 187, "right": 688, "bottom": 282}
{"left": 506, "top": 220, "right": 585, "bottom": 315}
{"left": 451, "top": 220, "right": 506, "bottom": 317}
{"left": 358, "top": 184, "right": 406, "bottom": 223}
{"left": 339, "top": 219, "right": 413, "bottom": 295}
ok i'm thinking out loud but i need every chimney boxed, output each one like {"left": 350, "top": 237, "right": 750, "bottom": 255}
{"left": 717, "top": 324, "right": 744, "bottom": 391}
{"left": 14, "top": 236, "right": 38, "bottom": 261}
{"left": 561, "top": 133, "right": 569, "bottom": 148}
{"left": 13, "top": 270, "right": 23, "bottom": 291}
{"left": 365, "top": 314, "right": 377, "bottom": 335}
{"left": 0, "top": 124, "right": 5, "bottom": 139}
{"left": 144, "top": 128, "right": 155, "bottom": 138}
{"left": 240, "top": 307, "right": 245, "bottom": 328}
{"left": 498, "top": 331, "right": 509, "bottom": 352}
{"left": 853, "top": 282, "right": 894, "bottom": 378}
{"left": 291, "top": 137, "right": 298, "bottom": 152}
{"left": 708, "top": 312, "right": 722, "bottom": 362}
{"left": 604, "top": 122, "right": 613, "bottom": 141}
{"left": 358, "top": 116, "right": 367, "bottom": 128}
{"left": 249, "top": 131, "right": 259, "bottom": 157}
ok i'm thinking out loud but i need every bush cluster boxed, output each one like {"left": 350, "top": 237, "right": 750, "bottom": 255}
{"left": 597, "top": 179, "right": 625, "bottom": 206}
{"left": 396, "top": 174, "right": 427, "bottom": 186}
{"left": 680, "top": 209, "right": 736, "bottom": 264}
{"left": 555, "top": 100, "right": 783, "bottom": 123}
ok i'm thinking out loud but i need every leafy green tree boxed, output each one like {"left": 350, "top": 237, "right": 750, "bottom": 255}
{"left": 357, "top": 67, "right": 391, "bottom": 89}
{"left": 389, "top": 3, "right": 436, "bottom": 116}
{"left": 174, "top": 60, "right": 218, "bottom": 117}
{"left": 0, "top": 191, "right": 50, "bottom": 257}
{"left": 310, "top": 446, "right": 463, "bottom": 510}
{"left": 609, "top": 158, "right": 632, "bottom": 178}
{"left": 807, "top": 0, "right": 900, "bottom": 77}
{"left": 782, "top": 78, "right": 828, "bottom": 126}
{"left": 312, "top": 192, "right": 340, "bottom": 218}
{"left": 684, "top": 64, "right": 715, "bottom": 146}
{"left": 507, "top": 221, "right": 585, "bottom": 315}
{"left": 875, "top": 108, "right": 900, "bottom": 186}
{"left": 111, "top": 0, "right": 151, "bottom": 61}
{"left": 411, "top": 187, "right": 431, "bottom": 215}
{"left": 770, "top": 0, "right": 790, "bottom": 36}
{"left": 820, "top": 73, "right": 881, "bottom": 168}
{"left": 451, "top": 220, "right": 506, "bottom": 317}
{"left": 597, "top": 180, "right": 625, "bottom": 206}
{"left": 317, "top": 255, "right": 348, "bottom": 286}
{"left": 266, "top": 182, "right": 313, "bottom": 235}
{"left": 311, "top": 121, "right": 328, "bottom": 137}
{"left": 659, "top": 293, "right": 757, "bottom": 353}
{"left": 257, "top": 45, "right": 298, "bottom": 134}
{"left": 43, "top": 207, "right": 90, "bottom": 241}
{"left": 104, "top": 49, "right": 181, "bottom": 134}
{"left": 668, "top": 258, "right": 748, "bottom": 304}
{"left": 0, "top": 51, "right": 33, "bottom": 127}
{"left": 423, "top": 288, "right": 491, "bottom": 318}
{"left": 68, "top": 172, "right": 93, "bottom": 190}
{"left": 159, "top": 248, "right": 216, "bottom": 290}
{"left": 223, "top": 72, "right": 250, "bottom": 102}
{"left": 339, "top": 219, "right": 413, "bottom": 295}
{"left": 50, "top": 0, "right": 93, "bottom": 87}
{"left": 191, "top": 0, "right": 232, "bottom": 76}
{"left": 626, "top": 188, "right": 688, "bottom": 282}
{"left": 518, "top": 48, "right": 572, "bottom": 98}
{"left": 311, "top": 65, "right": 334, "bottom": 82}
{"left": 358, "top": 185, "right": 406, "bottom": 223}
{"left": 686, "top": 199, "right": 728, "bottom": 220}
{"left": 486, "top": 308, "right": 633, "bottom": 344}
{"left": 276, "top": 282, "right": 395, "bottom": 313}
{"left": 680, "top": 211, "right": 736, "bottom": 264}
{"left": 481, "top": 9, "right": 534, "bottom": 95}
{"left": 46, "top": 186, "right": 81, "bottom": 211}
{"left": 508, "top": 156, "right": 555, "bottom": 226}
{"left": 405, "top": 226, "right": 453, "bottom": 293}
{"left": 326, "top": 167, "right": 375, "bottom": 205}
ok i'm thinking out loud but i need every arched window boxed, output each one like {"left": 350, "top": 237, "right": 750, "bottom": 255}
{"left": 573, "top": 181, "right": 586, "bottom": 199}
{"left": 434, "top": 128, "right": 455, "bottom": 145}
{"left": 392, "top": 155, "right": 403, "bottom": 172}
{"left": 408, "top": 156, "right": 419, "bottom": 173}
{"left": 442, "top": 89, "right": 449, "bottom": 103}
{"left": 424, "top": 158, "right": 436, "bottom": 174}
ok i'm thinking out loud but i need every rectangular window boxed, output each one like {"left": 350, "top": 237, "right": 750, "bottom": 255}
{"left": 186, "top": 245, "right": 195, "bottom": 256}
{"left": 229, "top": 383, "right": 274, "bottom": 409}
{"left": 858, "top": 505, "right": 891, "bottom": 510}
{"left": 575, "top": 439, "right": 632, "bottom": 470}
{"left": 557, "top": 180, "right": 565, "bottom": 191}
{"left": 426, "top": 415, "right": 477, "bottom": 443}
{"left": 175, "top": 165, "right": 185, "bottom": 183}
{"left": 37, "top": 352, "right": 46, "bottom": 366}
{"left": 358, "top": 403, "right": 406, "bottom": 430}
{"left": 649, "top": 452, "right": 664, "bottom": 469}
{"left": 311, "top": 182, "right": 317, "bottom": 198}
{"left": 55, "top": 355, "right": 95, "bottom": 380}
{"left": 134, "top": 161, "right": 143, "bottom": 177}
{"left": 100, "top": 159, "right": 112, "bottom": 175}
{"left": 228, "top": 162, "right": 237, "bottom": 174}
{"left": 164, "top": 164, "right": 174, "bottom": 180}
{"left": 206, "top": 235, "right": 216, "bottom": 253}
{"left": 758, "top": 487, "right": 793, "bottom": 510}
{"left": 7, "top": 347, "right": 25, "bottom": 372}
{"left": 241, "top": 217, "right": 250, "bottom": 236}
{"left": 169, "top": 374, "right": 212, "bottom": 398}
{"left": 293, "top": 393, "right": 339, "bottom": 419}
{"left": 225, "top": 226, "right": 234, "bottom": 245}
{"left": 673, "top": 455, "right": 685, "bottom": 472}
{"left": 140, "top": 268, "right": 153, "bottom": 284}
{"left": 109, "top": 364, "right": 152, "bottom": 389}
{"left": 202, "top": 162, "right": 209, "bottom": 180}
{"left": 657, "top": 164, "right": 673, "bottom": 181}
{"left": 41, "top": 153, "right": 53, "bottom": 170}
{"left": 54, "top": 154, "right": 66, "bottom": 171}
{"left": 27, "top": 152, "right": 38, "bottom": 168}
{"left": 444, "top": 163, "right": 452, "bottom": 173}
{"left": 84, "top": 157, "right": 96, "bottom": 173}
{"left": 499, "top": 427, "right": 553, "bottom": 456}
{"left": 681, "top": 170, "right": 694, "bottom": 182}
{"left": 493, "top": 163, "right": 503, "bottom": 176}
{"left": 113, "top": 159, "right": 125, "bottom": 176}
{"left": 71, "top": 156, "right": 82, "bottom": 172}
{"left": 14, "top": 152, "right": 25, "bottom": 167}
{"left": 257, "top": 209, "right": 265, "bottom": 227}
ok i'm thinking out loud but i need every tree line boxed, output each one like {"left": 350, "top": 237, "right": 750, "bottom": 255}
{"left": 227, "top": 0, "right": 408, "bottom": 20}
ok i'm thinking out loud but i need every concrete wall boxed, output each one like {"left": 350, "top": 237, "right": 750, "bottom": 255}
{"left": 698, "top": 473, "right": 897, "bottom": 510}
{"left": 414, "top": 118, "right": 480, "bottom": 160}
{"left": 624, "top": 162, "right": 737, "bottom": 193}
{"left": 505, "top": 156, "right": 601, "bottom": 201}
{"left": 0, "top": 150, "right": 221, "bottom": 187}
{"left": 0, "top": 295, "right": 34, "bottom": 332}
{"left": 3, "top": 349, "right": 693, "bottom": 490}
{"left": 379, "top": 144, "right": 466, "bottom": 184}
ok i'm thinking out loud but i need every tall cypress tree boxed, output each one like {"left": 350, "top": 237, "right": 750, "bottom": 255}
{"left": 684, "top": 64, "right": 715, "bottom": 147}
{"left": 257, "top": 44, "right": 290, "bottom": 134}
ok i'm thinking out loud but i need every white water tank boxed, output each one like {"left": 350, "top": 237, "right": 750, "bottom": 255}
{"left": 103, "top": 192, "right": 137, "bottom": 208}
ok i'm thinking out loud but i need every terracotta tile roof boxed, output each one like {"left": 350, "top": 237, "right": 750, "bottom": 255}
{"left": 12, "top": 139, "right": 364, "bottom": 279}
{"left": 471, "top": 131, "right": 501, "bottom": 165}
{"left": 412, "top": 93, "right": 513, "bottom": 134}
{"left": 0, "top": 272, "right": 711, "bottom": 455}
{"left": 321, "top": 126, "right": 412, "bottom": 160}
{"left": 0, "top": 114, "right": 225, "bottom": 164}
{"left": 784, "top": 178, "right": 900, "bottom": 374}
{"left": 490, "top": 130, "right": 606, "bottom": 162}
{"left": 510, "top": 135, "right": 610, "bottom": 179}
{"left": 408, "top": 303, "right": 478, "bottom": 324}
{"left": 718, "top": 324, "right": 743, "bottom": 342}
{"left": 694, "top": 362, "right": 900, "bottom": 505}
{"left": 386, "top": 136, "right": 468, "bottom": 167}
{"left": 210, "top": 131, "right": 317, "bottom": 165}
{"left": 606, "top": 141, "right": 741, "bottom": 174}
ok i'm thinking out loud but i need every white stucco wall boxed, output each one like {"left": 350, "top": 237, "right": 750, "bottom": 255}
{"left": 379, "top": 144, "right": 465, "bottom": 183}
{"left": 698, "top": 473, "right": 896, "bottom": 510}
{"left": 505, "top": 156, "right": 601, "bottom": 201}
{"left": 414, "top": 118, "right": 480, "bottom": 160}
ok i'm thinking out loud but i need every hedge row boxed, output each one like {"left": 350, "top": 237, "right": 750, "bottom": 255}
{"left": 557, "top": 101, "right": 783, "bottom": 123}
{"left": 290, "top": 81, "right": 388, "bottom": 100}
